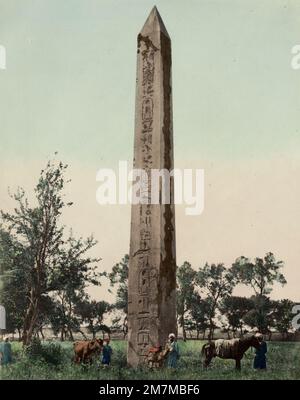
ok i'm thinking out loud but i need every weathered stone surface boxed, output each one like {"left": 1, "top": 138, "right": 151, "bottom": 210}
{"left": 127, "top": 7, "right": 177, "bottom": 367}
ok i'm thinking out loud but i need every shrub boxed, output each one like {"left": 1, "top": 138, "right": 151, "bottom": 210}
{"left": 25, "top": 337, "right": 65, "bottom": 366}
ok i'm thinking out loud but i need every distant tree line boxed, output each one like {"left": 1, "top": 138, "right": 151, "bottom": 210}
{"left": 176, "top": 258, "right": 294, "bottom": 341}
{"left": 105, "top": 254, "right": 296, "bottom": 341}
{"left": 0, "top": 159, "right": 297, "bottom": 344}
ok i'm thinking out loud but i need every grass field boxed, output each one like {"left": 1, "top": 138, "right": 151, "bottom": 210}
{"left": 1, "top": 340, "right": 300, "bottom": 380}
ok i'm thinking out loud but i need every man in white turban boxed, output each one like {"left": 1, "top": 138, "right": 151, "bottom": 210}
{"left": 166, "top": 333, "right": 180, "bottom": 369}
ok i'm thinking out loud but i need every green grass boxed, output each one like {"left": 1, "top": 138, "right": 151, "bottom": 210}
{"left": 1, "top": 340, "right": 300, "bottom": 380}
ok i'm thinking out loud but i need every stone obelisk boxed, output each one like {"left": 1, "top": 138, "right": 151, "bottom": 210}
{"left": 127, "top": 7, "right": 176, "bottom": 367}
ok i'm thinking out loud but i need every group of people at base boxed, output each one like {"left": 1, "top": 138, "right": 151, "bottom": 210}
{"left": 101, "top": 332, "right": 268, "bottom": 370}
{"left": 100, "top": 334, "right": 180, "bottom": 369}
{"left": 0, "top": 332, "right": 267, "bottom": 371}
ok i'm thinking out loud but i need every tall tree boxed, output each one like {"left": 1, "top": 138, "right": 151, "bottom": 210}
{"left": 0, "top": 159, "right": 101, "bottom": 345}
{"left": 232, "top": 253, "right": 286, "bottom": 336}
{"left": 176, "top": 262, "right": 197, "bottom": 341}
{"left": 196, "top": 263, "right": 235, "bottom": 340}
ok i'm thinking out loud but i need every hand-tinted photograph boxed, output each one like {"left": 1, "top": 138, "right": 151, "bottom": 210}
{"left": 0, "top": 0, "right": 300, "bottom": 382}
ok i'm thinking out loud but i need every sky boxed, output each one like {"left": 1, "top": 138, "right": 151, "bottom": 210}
{"left": 0, "top": 0, "right": 300, "bottom": 301}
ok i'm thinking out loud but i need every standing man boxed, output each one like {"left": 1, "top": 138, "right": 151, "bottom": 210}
{"left": 253, "top": 333, "right": 267, "bottom": 370}
{"left": 101, "top": 339, "right": 113, "bottom": 367}
{"left": 0, "top": 337, "right": 12, "bottom": 366}
{"left": 166, "top": 333, "right": 180, "bottom": 369}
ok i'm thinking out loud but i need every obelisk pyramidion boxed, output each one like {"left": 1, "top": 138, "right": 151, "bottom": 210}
{"left": 127, "top": 7, "right": 177, "bottom": 367}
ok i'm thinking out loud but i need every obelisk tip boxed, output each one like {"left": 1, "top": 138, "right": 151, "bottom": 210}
{"left": 139, "top": 6, "right": 170, "bottom": 38}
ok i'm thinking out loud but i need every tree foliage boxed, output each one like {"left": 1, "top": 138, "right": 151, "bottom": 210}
{"left": 103, "top": 254, "right": 129, "bottom": 337}
{"left": 196, "top": 263, "right": 235, "bottom": 339}
{"left": 177, "top": 261, "right": 197, "bottom": 341}
{"left": 232, "top": 253, "right": 286, "bottom": 296}
{"left": 0, "top": 159, "right": 102, "bottom": 344}
{"left": 219, "top": 296, "right": 254, "bottom": 336}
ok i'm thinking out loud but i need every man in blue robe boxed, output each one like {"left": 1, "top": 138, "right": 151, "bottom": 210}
{"left": 0, "top": 337, "right": 12, "bottom": 366}
{"left": 253, "top": 333, "right": 267, "bottom": 370}
{"left": 101, "top": 339, "right": 113, "bottom": 367}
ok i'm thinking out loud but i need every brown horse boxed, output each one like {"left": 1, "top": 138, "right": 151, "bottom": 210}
{"left": 201, "top": 335, "right": 261, "bottom": 370}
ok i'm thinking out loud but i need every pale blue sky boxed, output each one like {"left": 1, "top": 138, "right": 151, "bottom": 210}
{"left": 0, "top": 0, "right": 300, "bottom": 300}
{"left": 1, "top": 0, "right": 300, "bottom": 163}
